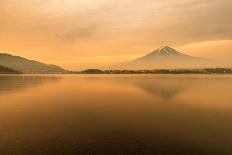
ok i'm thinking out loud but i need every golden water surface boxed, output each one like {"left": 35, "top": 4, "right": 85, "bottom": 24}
{"left": 0, "top": 74, "right": 232, "bottom": 155}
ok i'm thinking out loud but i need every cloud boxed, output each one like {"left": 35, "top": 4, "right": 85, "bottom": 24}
{"left": 1, "top": 0, "right": 231, "bottom": 44}
{"left": 0, "top": 0, "right": 231, "bottom": 69}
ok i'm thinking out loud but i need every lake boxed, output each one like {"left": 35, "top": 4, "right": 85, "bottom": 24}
{"left": 0, "top": 74, "right": 232, "bottom": 155}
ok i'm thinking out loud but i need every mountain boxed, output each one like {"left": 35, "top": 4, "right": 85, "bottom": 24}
{"left": 0, "top": 53, "right": 66, "bottom": 73}
{"left": 136, "top": 46, "right": 192, "bottom": 59}
{"left": 0, "top": 65, "right": 21, "bottom": 74}
{"left": 116, "top": 46, "right": 211, "bottom": 69}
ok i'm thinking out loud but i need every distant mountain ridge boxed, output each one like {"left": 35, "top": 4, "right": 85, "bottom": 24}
{"left": 0, "top": 53, "right": 65, "bottom": 73}
{"left": 116, "top": 46, "right": 212, "bottom": 69}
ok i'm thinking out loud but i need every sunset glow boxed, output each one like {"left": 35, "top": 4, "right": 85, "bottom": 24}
{"left": 0, "top": 0, "right": 231, "bottom": 69}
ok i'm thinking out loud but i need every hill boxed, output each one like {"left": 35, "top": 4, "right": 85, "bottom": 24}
{"left": 0, "top": 53, "right": 66, "bottom": 73}
{"left": 0, "top": 65, "right": 21, "bottom": 74}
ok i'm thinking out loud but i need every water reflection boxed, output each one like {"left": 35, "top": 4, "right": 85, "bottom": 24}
{"left": 128, "top": 77, "right": 193, "bottom": 101}
{"left": 0, "top": 75, "right": 60, "bottom": 94}
{"left": 0, "top": 75, "right": 232, "bottom": 155}
{"left": 85, "top": 75, "right": 195, "bottom": 101}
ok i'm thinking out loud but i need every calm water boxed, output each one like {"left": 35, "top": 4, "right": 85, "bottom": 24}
{"left": 0, "top": 74, "right": 232, "bottom": 155}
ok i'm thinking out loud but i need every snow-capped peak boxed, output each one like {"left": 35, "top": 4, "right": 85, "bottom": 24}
{"left": 154, "top": 46, "right": 183, "bottom": 56}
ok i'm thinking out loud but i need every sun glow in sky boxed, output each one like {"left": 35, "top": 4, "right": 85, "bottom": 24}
{"left": 0, "top": 0, "right": 232, "bottom": 69}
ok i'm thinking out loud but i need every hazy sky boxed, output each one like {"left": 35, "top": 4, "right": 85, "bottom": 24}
{"left": 0, "top": 0, "right": 231, "bottom": 69}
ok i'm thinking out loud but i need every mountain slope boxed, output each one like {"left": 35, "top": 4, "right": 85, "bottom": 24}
{"left": 0, "top": 65, "right": 21, "bottom": 74}
{"left": 117, "top": 46, "right": 211, "bottom": 69}
{"left": 136, "top": 46, "right": 192, "bottom": 59}
{"left": 0, "top": 53, "right": 65, "bottom": 73}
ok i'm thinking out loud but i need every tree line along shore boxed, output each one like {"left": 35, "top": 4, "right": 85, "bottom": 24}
{"left": 1, "top": 66, "right": 232, "bottom": 74}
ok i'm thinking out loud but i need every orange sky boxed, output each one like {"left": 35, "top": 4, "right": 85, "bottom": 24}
{"left": 0, "top": 0, "right": 231, "bottom": 70}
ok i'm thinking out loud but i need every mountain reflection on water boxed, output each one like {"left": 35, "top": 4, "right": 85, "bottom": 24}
{"left": 0, "top": 74, "right": 232, "bottom": 155}
{"left": 127, "top": 77, "right": 192, "bottom": 101}
{"left": 0, "top": 75, "right": 60, "bottom": 94}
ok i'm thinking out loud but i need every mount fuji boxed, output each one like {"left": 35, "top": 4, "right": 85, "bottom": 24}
{"left": 117, "top": 46, "right": 211, "bottom": 69}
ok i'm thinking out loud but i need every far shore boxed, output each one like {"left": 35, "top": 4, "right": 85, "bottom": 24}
{"left": 2, "top": 68, "right": 232, "bottom": 75}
